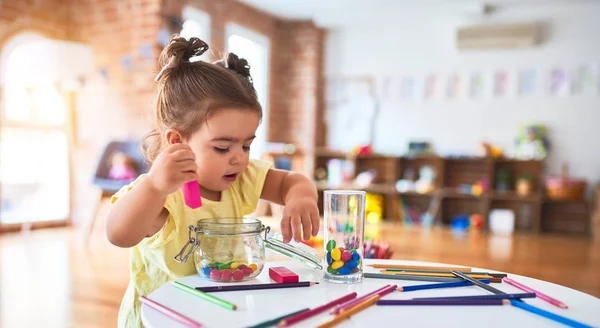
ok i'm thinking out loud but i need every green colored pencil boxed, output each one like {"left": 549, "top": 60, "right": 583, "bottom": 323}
{"left": 171, "top": 281, "right": 238, "bottom": 310}
{"left": 247, "top": 308, "right": 309, "bottom": 328}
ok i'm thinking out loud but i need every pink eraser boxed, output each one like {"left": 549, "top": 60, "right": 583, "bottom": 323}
{"left": 182, "top": 181, "right": 202, "bottom": 209}
{"left": 269, "top": 267, "right": 299, "bottom": 283}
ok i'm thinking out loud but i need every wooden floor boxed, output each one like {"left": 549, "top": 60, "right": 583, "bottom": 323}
{"left": 1, "top": 217, "right": 598, "bottom": 328}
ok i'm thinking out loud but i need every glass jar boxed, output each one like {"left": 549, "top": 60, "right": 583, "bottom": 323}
{"left": 175, "top": 218, "right": 322, "bottom": 283}
{"left": 323, "top": 190, "right": 366, "bottom": 284}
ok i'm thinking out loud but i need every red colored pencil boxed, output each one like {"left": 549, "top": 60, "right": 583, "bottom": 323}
{"left": 277, "top": 292, "right": 357, "bottom": 327}
{"left": 331, "top": 284, "right": 396, "bottom": 314}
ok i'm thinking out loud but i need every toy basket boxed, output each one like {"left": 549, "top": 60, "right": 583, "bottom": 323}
{"left": 545, "top": 163, "right": 587, "bottom": 200}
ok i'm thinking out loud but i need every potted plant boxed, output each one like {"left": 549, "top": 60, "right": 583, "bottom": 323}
{"left": 495, "top": 167, "right": 512, "bottom": 192}
{"left": 516, "top": 172, "right": 534, "bottom": 197}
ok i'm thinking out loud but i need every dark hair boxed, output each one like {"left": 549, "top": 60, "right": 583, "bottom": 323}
{"left": 142, "top": 35, "right": 261, "bottom": 163}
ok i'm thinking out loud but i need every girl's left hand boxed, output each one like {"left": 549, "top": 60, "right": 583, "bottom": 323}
{"left": 280, "top": 196, "right": 320, "bottom": 243}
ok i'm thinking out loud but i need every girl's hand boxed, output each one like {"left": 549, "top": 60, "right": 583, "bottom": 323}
{"left": 280, "top": 196, "right": 320, "bottom": 243}
{"left": 147, "top": 144, "right": 198, "bottom": 195}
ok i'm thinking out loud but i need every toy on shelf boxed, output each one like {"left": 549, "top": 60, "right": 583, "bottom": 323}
{"left": 451, "top": 213, "right": 484, "bottom": 233}
{"left": 481, "top": 142, "right": 504, "bottom": 158}
{"left": 363, "top": 240, "right": 393, "bottom": 259}
{"left": 108, "top": 151, "right": 138, "bottom": 181}
{"left": 415, "top": 166, "right": 436, "bottom": 194}
{"left": 326, "top": 159, "right": 355, "bottom": 187}
{"left": 457, "top": 178, "right": 489, "bottom": 196}
{"left": 515, "top": 124, "right": 550, "bottom": 160}
{"left": 395, "top": 166, "right": 437, "bottom": 194}
{"left": 365, "top": 192, "right": 384, "bottom": 224}
{"left": 407, "top": 141, "right": 432, "bottom": 158}
{"left": 516, "top": 172, "right": 534, "bottom": 197}
{"left": 351, "top": 144, "right": 373, "bottom": 156}
{"left": 355, "top": 170, "right": 376, "bottom": 188}
{"left": 545, "top": 163, "right": 587, "bottom": 200}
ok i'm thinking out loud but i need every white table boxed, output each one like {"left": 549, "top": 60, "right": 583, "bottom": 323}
{"left": 142, "top": 259, "right": 600, "bottom": 328}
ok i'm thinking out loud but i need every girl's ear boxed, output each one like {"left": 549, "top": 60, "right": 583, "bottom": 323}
{"left": 164, "top": 129, "right": 183, "bottom": 145}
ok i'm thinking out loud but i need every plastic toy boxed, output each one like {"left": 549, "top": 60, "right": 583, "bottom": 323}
{"left": 515, "top": 124, "right": 550, "bottom": 160}
{"left": 107, "top": 151, "right": 138, "bottom": 181}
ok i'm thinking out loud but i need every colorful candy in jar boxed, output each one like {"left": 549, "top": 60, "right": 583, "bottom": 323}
{"left": 325, "top": 239, "right": 361, "bottom": 275}
{"left": 201, "top": 261, "right": 259, "bottom": 281}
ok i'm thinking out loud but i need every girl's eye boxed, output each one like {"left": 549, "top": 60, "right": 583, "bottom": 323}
{"left": 214, "top": 147, "right": 229, "bottom": 154}
{"left": 242, "top": 145, "right": 251, "bottom": 152}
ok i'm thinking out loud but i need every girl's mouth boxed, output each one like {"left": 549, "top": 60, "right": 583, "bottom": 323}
{"left": 223, "top": 173, "right": 238, "bottom": 181}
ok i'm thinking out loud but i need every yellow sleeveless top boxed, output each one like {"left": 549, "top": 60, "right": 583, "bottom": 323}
{"left": 110, "top": 159, "right": 273, "bottom": 328}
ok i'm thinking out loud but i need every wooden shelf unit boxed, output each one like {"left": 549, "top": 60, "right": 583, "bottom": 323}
{"left": 312, "top": 149, "right": 592, "bottom": 236}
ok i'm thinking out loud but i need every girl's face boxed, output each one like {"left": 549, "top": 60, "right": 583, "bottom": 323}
{"left": 187, "top": 108, "right": 260, "bottom": 199}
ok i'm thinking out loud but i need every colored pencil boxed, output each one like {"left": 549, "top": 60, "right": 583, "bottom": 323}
{"left": 381, "top": 271, "right": 493, "bottom": 280}
{"left": 317, "top": 295, "right": 381, "bottom": 328}
{"left": 510, "top": 300, "right": 594, "bottom": 328}
{"left": 195, "top": 281, "right": 318, "bottom": 293}
{"left": 365, "top": 272, "right": 462, "bottom": 282}
{"left": 381, "top": 271, "right": 502, "bottom": 283}
{"left": 370, "top": 264, "right": 472, "bottom": 271}
{"left": 171, "top": 281, "right": 237, "bottom": 311}
{"left": 413, "top": 292, "right": 536, "bottom": 301}
{"left": 398, "top": 279, "right": 491, "bottom": 292}
{"left": 377, "top": 299, "right": 509, "bottom": 306}
{"left": 330, "top": 285, "right": 389, "bottom": 314}
{"left": 451, "top": 271, "right": 505, "bottom": 295}
{"left": 503, "top": 277, "right": 568, "bottom": 309}
{"left": 247, "top": 308, "right": 310, "bottom": 328}
{"left": 277, "top": 292, "right": 357, "bottom": 327}
{"left": 332, "top": 284, "right": 396, "bottom": 314}
{"left": 383, "top": 268, "right": 507, "bottom": 278}
{"left": 139, "top": 296, "right": 204, "bottom": 328}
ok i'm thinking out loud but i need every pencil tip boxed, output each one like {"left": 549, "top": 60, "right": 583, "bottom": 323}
{"left": 560, "top": 304, "right": 568, "bottom": 309}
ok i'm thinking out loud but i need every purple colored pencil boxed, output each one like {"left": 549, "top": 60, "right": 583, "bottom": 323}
{"left": 377, "top": 299, "right": 509, "bottom": 306}
{"left": 413, "top": 292, "right": 536, "bottom": 301}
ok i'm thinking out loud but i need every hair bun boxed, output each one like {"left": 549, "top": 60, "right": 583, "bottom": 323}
{"left": 155, "top": 35, "right": 209, "bottom": 81}
{"left": 224, "top": 53, "right": 252, "bottom": 80}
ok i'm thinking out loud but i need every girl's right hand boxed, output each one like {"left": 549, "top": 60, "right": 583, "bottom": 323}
{"left": 147, "top": 144, "right": 198, "bottom": 195}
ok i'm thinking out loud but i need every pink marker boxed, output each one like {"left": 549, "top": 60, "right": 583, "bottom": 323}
{"left": 182, "top": 180, "right": 202, "bottom": 209}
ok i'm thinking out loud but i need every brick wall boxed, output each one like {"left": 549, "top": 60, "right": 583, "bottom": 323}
{"left": 0, "top": 0, "right": 325, "bottom": 226}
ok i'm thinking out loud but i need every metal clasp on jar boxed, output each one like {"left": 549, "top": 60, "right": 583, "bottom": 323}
{"left": 174, "top": 225, "right": 201, "bottom": 263}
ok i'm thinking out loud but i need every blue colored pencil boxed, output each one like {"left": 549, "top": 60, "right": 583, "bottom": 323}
{"left": 510, "top": 300, "right": 594, "bottom": 328}
{"left": 398, "top": 279, "right": 491, "bottom": 292}
{"left": 414, "top": 293, "right": 536, "bottom": 301}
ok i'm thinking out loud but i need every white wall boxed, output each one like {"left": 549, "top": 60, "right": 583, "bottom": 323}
{"left": 324, "top": 2, "right": 600, "bottom": 185}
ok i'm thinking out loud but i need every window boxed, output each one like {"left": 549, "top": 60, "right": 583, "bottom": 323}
{"left": 179, "top": 6, "right": 211, "bottom": 62}
{"left": 225, "top": 23, "right": 270, "bottom": 160}
{"left": 0, "top": 34, "right": 72, "bottom": 226}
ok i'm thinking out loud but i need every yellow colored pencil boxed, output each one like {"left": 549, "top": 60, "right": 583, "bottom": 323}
{"left": 317, "top": 295, "right": 381, "bottom": 328}
{"left": 381, "top": 271, "right": 492, "bottom": 280}
{"left": 370, "top": 264, "right": 472, "bottom": 272}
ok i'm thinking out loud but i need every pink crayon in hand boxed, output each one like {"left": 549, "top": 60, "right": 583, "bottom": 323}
{"left": 182, "top": 180, "right": 202, "bottom": 209}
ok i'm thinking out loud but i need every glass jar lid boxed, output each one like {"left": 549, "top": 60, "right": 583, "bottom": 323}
{"left": 264, "top": 233, "right": 323, "bottom": 270}
{"left": 195, "top": 218, "right": 266, "bottom": 236}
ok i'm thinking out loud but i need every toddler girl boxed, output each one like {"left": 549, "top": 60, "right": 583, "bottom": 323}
{"left": 105, "top": 35, "right": 319, "bottom": 328}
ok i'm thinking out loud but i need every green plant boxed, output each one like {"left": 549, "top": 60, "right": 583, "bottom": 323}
{"left": 518, "top": 172, "right": 533, "bottom": 182}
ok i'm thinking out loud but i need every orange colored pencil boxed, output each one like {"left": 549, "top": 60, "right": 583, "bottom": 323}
{"left": 317, "top": 295, "right": 381, "bottom": 328}
{"left": 370, "top": 264, "right": 472, "bottom": 272}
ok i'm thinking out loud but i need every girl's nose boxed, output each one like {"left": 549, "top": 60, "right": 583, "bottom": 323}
{"left": 229, "top": 151, "right": 241, "bottom": 165}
